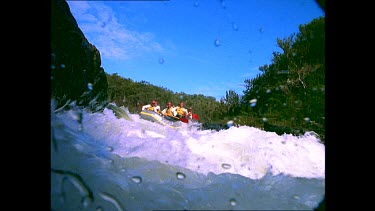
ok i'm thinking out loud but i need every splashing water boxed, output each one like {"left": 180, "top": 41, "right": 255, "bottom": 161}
{"left": 51, "top": 100, "right": 325, "bottom": 210}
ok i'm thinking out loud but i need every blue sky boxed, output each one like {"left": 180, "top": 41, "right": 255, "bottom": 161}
{"left": 66, "top": 0, "right": 324, "bottom": 101}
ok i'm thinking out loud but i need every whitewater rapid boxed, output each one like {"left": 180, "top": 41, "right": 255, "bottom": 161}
{"left": 51, "top": 101, "right": 325, "bottom": 210}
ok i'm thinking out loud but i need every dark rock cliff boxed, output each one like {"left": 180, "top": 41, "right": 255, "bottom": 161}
{"left": 51, "top": 0, "right": 108, "bottom": 112}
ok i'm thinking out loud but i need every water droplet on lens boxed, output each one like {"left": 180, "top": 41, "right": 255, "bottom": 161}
{"left": 214, "top": 38, "right": 221, "bottom": 47}
{"left": 222, "top": 163, "right": 231, "bottom": 169}
{"left": 81, "top": 196, "right": 92, "bottom": 208}
{"left": 60, "top": 194, "right": 65, "bottom": 203}
{"left": 131, "top": 176, "right": 142, "bottom": 183}
{"left": 87, "top": 83, "right": 93, "bottom": 90}
{"left": 176, "top": 172, "right": 186, "bottom": 180}
{"left": 249, "top": 99, "right": 257, "bottom": 104}
{"left": 232, "top": 22, "right": 238, "bottom": 31}
{"left": 230, "top": 198, "right": 237, "bottom": 206}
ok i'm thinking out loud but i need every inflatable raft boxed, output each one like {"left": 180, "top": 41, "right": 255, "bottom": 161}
{"left": 139, "top": 110, "right": 182, "bottom": 129}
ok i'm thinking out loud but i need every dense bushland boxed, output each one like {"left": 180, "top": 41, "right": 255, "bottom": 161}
{"left": 106, "top": 17, "right": 325, "bottom": 143}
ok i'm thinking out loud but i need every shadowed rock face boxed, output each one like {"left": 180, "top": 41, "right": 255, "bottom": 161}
{"left": 51, "top": 0, "right": 108, "bottom": 112}
{"left": 263, "top": 121, "right": 304, "bottom": 136}
{"left": 199, "top": 122, "right": 230, "bottom": 131}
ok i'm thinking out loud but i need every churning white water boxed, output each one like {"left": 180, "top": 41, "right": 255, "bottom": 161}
{"left": 51, "top": 101, "right": 325, "bottom": 211}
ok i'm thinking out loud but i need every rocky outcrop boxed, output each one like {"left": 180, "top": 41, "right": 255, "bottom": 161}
{"left": 263, "top": 121, "right": 305, "bottom": 136}
{"left": 51, "top": 0, "right": 108, "bottom": 112}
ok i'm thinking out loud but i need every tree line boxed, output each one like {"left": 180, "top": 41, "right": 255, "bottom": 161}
{"left": 106, "top": 16, "right": 325, "bottom": 143}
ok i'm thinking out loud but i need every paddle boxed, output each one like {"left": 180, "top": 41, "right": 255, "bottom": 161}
{"left": 163, "top": 115, "right": 180, "bottom": 121}
{"left": 164, "top": 114, "right": 189, "bottom": 123}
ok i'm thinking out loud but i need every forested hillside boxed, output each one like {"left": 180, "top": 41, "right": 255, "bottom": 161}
{"left": 106, "top": 16, "right": 325, "bottom": 143}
